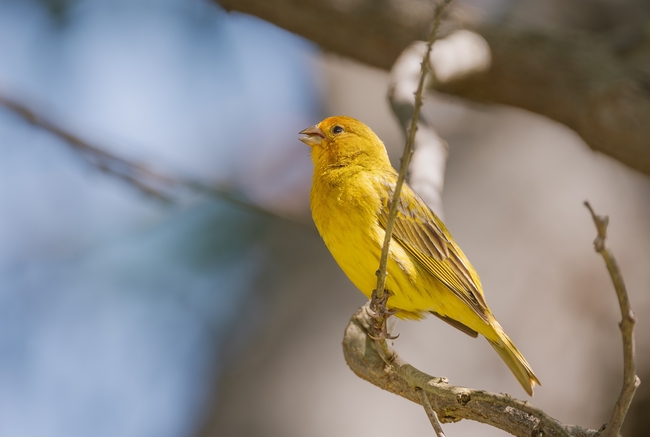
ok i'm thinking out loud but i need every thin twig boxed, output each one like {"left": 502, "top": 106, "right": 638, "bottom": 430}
{"left": 370, "top": 2, "right": 454, "bottom": 434}
{"left": 418, "top": 388, "right": 447, "bottom": 437}
{"left": 0, "top": 94, "right": 292, "bottom": 222}
{"left": 584, "top": 201, "right": 640, "bottom": 437}
{"left": 374, "top": 0, "right": 453, "bottom": 299}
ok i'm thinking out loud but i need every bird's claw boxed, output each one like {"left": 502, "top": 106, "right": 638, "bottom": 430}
{"left": 368, "top": 306, "right": 397, "bottom": 320}
{"left": 368, "top": 330, "right": 400, "bottom": 341}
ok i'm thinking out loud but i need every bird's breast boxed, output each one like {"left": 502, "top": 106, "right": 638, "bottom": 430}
{"left": 310, "top": 169, "right": 386, "bottom": 294}
{"left": 310, "top": 169, "right": 382, "bottom": 233}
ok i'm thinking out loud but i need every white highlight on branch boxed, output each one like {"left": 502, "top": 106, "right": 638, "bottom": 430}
{"left": 388, "top": 30, "right": 490, "bottom": 217}
{"left": 430, "top": 29, "right": 491, "bottom": 83}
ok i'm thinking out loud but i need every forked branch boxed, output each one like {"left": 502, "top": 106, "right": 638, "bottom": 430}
{"left": 341, "top": 203, "right": 640, "bottom": 436}
{"left": 584, "top": 202, "right": 640, "bottom": 437}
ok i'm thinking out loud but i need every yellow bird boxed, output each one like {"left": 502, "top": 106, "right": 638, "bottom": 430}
{"left": 299, "top": 115, "right": 540, "bottom": 396}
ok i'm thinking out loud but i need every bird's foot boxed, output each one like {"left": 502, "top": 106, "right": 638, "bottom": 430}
{"left": 368, "top": 305, "right": 398, "bottom": 319}
{"left": 369, "top": 289, "right": 394, "bottom": 316}
{"left": 368, "top": 289, "right": 399, "bottom": 340}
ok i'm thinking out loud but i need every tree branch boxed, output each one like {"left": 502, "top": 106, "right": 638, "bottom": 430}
{"left": 434, "top": 26, "right": 650, "bottom": 181}
{"left": 0, "top": 94, "right": 176, "bottom": 202}
{"left": 342, "top": 303, "right": 595, "bottom": 437}
{"left": 0, "top": 94, "right": 289, "bottom": 221}
{"left": 584, "top": 202, "right": 641, "bottom": 437}
{"left": 216, "top": 0, "right": 650, "bottom": 178}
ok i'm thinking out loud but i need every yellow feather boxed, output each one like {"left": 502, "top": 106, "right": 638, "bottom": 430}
{"left": 301, "top": 116, "right": 540, "bottom": 396}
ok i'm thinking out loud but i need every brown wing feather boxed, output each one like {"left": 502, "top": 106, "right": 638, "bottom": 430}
{"left": 378, "top": 182, "right": 489, "bottom": 322}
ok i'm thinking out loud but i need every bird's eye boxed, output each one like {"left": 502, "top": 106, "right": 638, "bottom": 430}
{"left": 332, "top": 125, "right": 344, "bottom": 134}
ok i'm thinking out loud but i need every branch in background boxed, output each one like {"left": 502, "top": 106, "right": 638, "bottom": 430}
{"left": 433, "top": 26, "right": 650, "bottom": 180}
{"left": 218, "top": 0, "right": 433, "bottom": 71}
{"left": 584, "top": 202, "right": 640, "bottom": 437}
{"left": 0, "top": 94, "right": 176, "bottom": 202}
{"left": 0, "top": 94, "right": 288, "bottom": 221}
{"left": 217, "top": 0, "right": 650, "bottom": 179}
{"left": 343, "top": 303, "right": 593, "bottom": 437}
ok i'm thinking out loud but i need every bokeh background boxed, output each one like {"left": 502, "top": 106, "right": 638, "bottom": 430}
{"left": 1, "top": 0, "right": 649, "bottom": 436}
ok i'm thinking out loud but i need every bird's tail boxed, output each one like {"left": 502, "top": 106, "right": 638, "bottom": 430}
{"left": 486, "top": 322, "right": 540, "bottom": 396}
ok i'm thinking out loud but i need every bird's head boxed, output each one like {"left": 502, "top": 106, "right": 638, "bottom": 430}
{"left": 299, "top": 116, "right": 392, "bottom": 171}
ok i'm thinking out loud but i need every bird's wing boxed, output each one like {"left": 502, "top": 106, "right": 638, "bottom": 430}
{"left": 378, "top": 183, "right": 490, "bottom": 322}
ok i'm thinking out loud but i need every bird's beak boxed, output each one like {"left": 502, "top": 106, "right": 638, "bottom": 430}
{"left": 299, "top": 125, "right": 326, "bottom": 147}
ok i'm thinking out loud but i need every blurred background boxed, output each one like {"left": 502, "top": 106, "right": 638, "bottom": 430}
{"left": 0, "top": 0, "right": 648, "bottom": 436}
